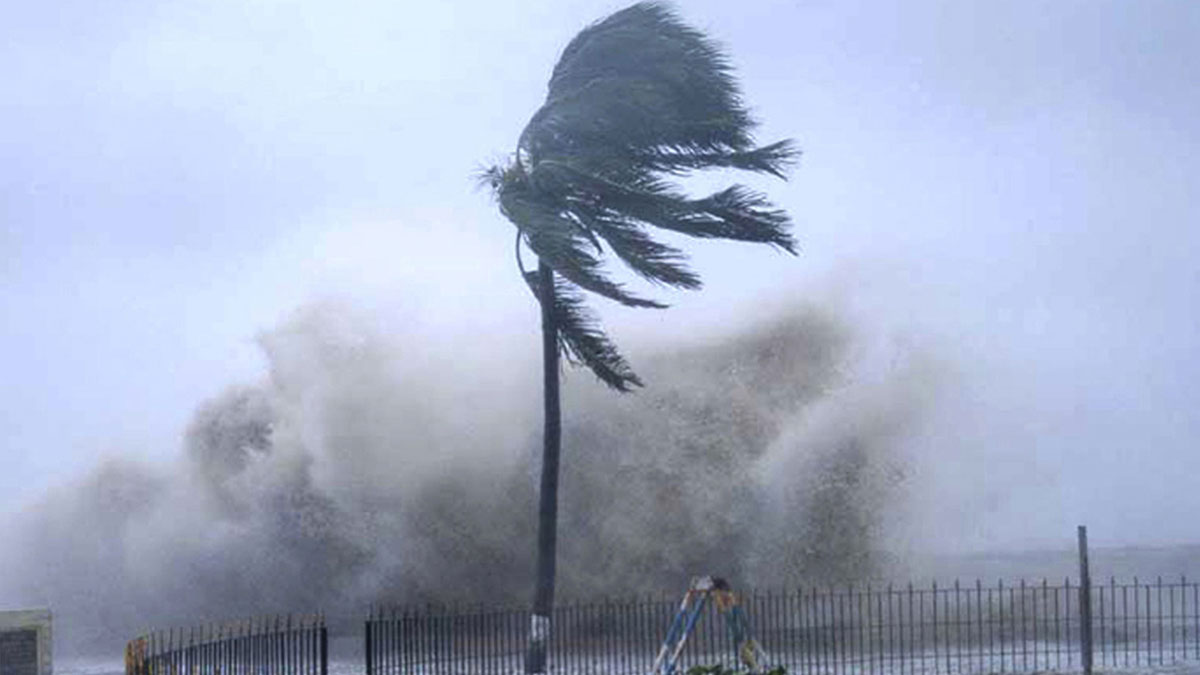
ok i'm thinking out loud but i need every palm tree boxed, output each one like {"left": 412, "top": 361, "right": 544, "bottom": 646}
{"left": 481, "top": 3, "right": 798, "bottom": 672}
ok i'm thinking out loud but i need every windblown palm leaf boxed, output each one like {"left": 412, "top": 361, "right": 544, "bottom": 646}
{"left": 486, "top": 1, "right": 798, "bottom": 391}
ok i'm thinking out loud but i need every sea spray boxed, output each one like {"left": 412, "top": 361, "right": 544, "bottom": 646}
{"left": 0, "top": 299, "right": 942, "bottom": 654}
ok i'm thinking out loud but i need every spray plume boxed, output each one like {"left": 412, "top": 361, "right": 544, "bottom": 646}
{"left": 0, "top": 299, "right": 941, "bottom": 655}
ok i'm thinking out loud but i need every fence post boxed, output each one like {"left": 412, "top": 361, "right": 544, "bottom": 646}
{"left": 365, "top": 612, "right": 373, "bottom": 675}
{"left": 319, "top": 616, "right": 329, "bottom": 675}
{"left": 1079, "top": 525, "right": 1094, "bottom": 675}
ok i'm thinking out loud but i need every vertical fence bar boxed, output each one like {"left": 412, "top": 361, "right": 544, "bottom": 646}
{"left": 892, "top": 581, "right": 902, "bottom": 672}
{"left": 1010, "top": 579, "right": 1019, "bottom": 673}
{"left": 1033, "top": 580, "right": 1042, "bottom": 671}
{"left": 387, "top": 609, "right": 394, "bottom": 675}
{"left": 478, "top": 605, "right": 487, "bottom": 675}
{"left": 1159, "top": 577, "right": 1166, "bottom": 665}
{"left": 279, "top": 616, "right": 285, "bottom": 675}
{"left": 1001, "top": 579, "right": 1009, "bottom": 674}
{"left": 452, "top": 604, "right": 462, "bottom": 675}
{"left": 260, "top": 619, "right": 267, "bottom": 675}
{"left": 819, "top": 587, "right": 828, "bottom": 675}
{"left": 954, "top": 580, "right": 963, "bottom": 674}
{"left": 1146, "top": 578, "right": 1153, "bottom": 666}
{"left": 316, "top": 616, "right": 326, "bottom": 675}
{"left": 858, "top": 586, "right": 867, "bottom": 673}
{"left": 1039, "top": 579, "right": 1048, "bottom": 670}
{"left": 840, "top": 583, "right": 849, "bottom": 672}
{"left": 1134, "top": 578, "right": 1141, "bottom": 666}
{"left": 464, "top": 605, "right": 472, "bottom": 675}
{"left": 1123, "top": 580, "right": 1130, "bottom": 667}
{"left": 478, "top": 608, "right": 486, "bottom": 675}
{"left": 811, "top": 586, "right": 820, "bottom": 675}
{"left": 1184, "top": 576, "right": 1191, "bottom": 663}
{"left": 1097, "top": 580, "right": 1106, "bottom": 668}
{"left": 1059, "top": 582, "right": 1065, "bottom": 668}
{"left": 301, "top": 618, "right": 308, "bottom": 675}
{"left": 975, "top": 580, "right": 984, "bottom": 674}
{"left": 366, "top": 613, "right": 374, "bottom": 675}
{"left": 944, "top": 580, "right": 952, "bottom": 674}
{"left": 288, "top": 615, "right": 295, "bottom": 675}
{"left": 1110, "top": 578, "right": 1118, "bottom": 668}
{"left": 621, "top": 597, "right": 630, "bottom": 675}
{"left": 1194, "top": 579, "right": 1199, "bottom": 661}
{"left": 572, "top": 600, "right": 582, "bottom": 675}
{"left": 815, "top": 589, "right": 824, "bottom": 675}
{"left": 869, "top": 585, "right": 878, "bottom": 675}
{"left": 811, "top": 587, "right": 821, "bottom": 675}
{"left": 416, "top": 606, "right": 424, "bottom": 675}
{"left": 1084, "top": 526, "right": 1094, "bottom": 672}
{"left": 426, "top": 605, "right": 435, "bottom": 674}
{"left": 1172, "top": 578, "right": 1179, "bottom": 662}
{"left": 811, "top": 581, "right": 820, "bottom": 672}
{"left": 902, "top": 583, "right": 911, "bottom": 675}
{"left": 1020, "top": 579, "right": 1028, "bottom": 672}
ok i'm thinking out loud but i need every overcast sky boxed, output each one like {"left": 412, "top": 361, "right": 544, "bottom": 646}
{"left": 3, "top": 0, "right": 1198, "bottom": 552}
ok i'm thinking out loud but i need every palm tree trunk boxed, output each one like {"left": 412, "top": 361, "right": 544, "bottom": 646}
{"left": 526, "top": 260, "right": 561, "bottom": 674}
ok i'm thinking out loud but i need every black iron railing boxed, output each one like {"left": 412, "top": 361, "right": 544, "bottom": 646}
{"left": 367, "top": 578, "right": 1200, "bottom": 675}
{"left": 125, "top": 614, "right": 327, "bottom": 675}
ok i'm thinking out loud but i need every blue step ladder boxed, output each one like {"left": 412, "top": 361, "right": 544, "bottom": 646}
{"left": 650, "top": 576, "right": 768, "bottom": 675}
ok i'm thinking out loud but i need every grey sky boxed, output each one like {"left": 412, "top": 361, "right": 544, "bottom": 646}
{"left": 2, "top": 0, "right": 1198, "bottom": 551}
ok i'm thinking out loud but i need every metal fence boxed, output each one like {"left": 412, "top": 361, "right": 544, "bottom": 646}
{"left": 125, "top": 614, "right": 327, "bottom": 675}
{"left": 367, "top": 577, "right": 1200, "bottom": 675}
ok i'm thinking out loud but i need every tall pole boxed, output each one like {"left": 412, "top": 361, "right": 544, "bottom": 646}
{"left": 526, "top": 260, "right": 561, "bottom": 674}
{"left": 1078, "top": 525, "right": 1093, "bottom": 675}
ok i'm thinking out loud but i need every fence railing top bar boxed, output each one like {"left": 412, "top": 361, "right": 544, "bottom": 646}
{"left": 130, "top": 611, "right": 326, "bottom": 650}
{"left": 365, "top": 575, "right": 1200, "bottom": 621}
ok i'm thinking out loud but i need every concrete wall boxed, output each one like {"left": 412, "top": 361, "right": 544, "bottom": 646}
{"left": 0, "top": 609, "right": 52, "bottom": 675}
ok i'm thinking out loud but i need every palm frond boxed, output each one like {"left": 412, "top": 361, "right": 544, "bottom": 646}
{"left": 671, "top": 185, "right": 797, "bottom": 253}
{"left": 524, "top": 271, "right": 642, "bottom": 392}
{"left": 573, "top": 213, "right": 701, "bottom": 289}
{"left": 534, "top": 161, "right": 796, "bottom": 254}
{"left": 524, "top": 3, "right": 753, "bottom": 171}
{"left": 499, "top": 177, "right": 666, "bottom": 309}
{"left": 642, "top": 139, "right": 800, "bottom": 178}
{"left": 490, "top": 1, "right": 799, "bottom": 389}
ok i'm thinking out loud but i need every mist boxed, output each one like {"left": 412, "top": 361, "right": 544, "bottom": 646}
{"left": 0, "top": 296, "right": 941, "bottom": 655}
{"left": 4, "top": 0, "right": 1200, "bottom": 662}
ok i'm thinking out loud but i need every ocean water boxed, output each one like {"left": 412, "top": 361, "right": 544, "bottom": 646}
{"left": 899, "top": 544, "right": 1200, "bottom": 586}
